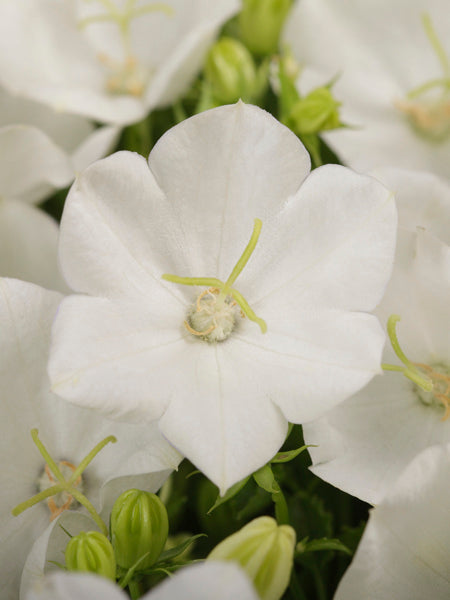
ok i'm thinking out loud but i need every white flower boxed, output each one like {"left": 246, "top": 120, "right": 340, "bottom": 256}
{"left": 0, "top": 278, "right": 181, "bottom": 600}
{"left": 0, "top": 0, "right": 239, "bottom": 125}
{"left": 284, "top": 0, "right": 450, "bottom": 177}
{"left": 25, "top": 562, "right": 259, "bottom": 600}
{"left": 335, "top": 443, "right": 450, "bottom": 600}
{"left": 48, "top": 102, "right": 397, "bottom": 494}
{"left": 303, "top": 168, "right": 450, "bottom": 505}
{"left": 0, "top": 86, "right": 119, "bottom": 291}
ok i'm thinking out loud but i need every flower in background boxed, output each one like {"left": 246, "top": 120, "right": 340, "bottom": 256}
{"left": 284, "top": 0, "right": 450, "bottom": 176}
{"left": 48, "top": 102, "right": 397, "bottom": 494}
{"left": 335, "top": 443, "right": 450, "bottom": 600}
{"left": 0, "top": 0, "right": 239, "bottom": 125}
{"left": 0, "top": 87, "right": 118, "bottom": 291}
{"left": 0, "top": 278, "right": 181, "bottom": 600}
{"left": 25, "top": 562, "right": 259, "bottom": 600}
{"left": 303, "top": 168, "right": 450, "bottom": 505}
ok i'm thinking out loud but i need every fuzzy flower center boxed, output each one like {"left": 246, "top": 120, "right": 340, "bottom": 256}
{"left": 395, "top": 14, "right": 450, "bottom": 142}
{"left": 383, "top": 315, "right": 450, "bottom": 421}
{"left": 37, "top": 461, "right": 84, "bottom": 520}
{"left": 78, "top": 0, "right": 174, "bottom": 96}
{"left": 163, "top": 219, "right": 267, "bottom": 342}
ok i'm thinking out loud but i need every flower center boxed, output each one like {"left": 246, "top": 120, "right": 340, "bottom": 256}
{"left": 395, "top": 14, "right": 450, "bottom": 142}
{"left": 12, "top": 430, "right": 116, "bottom": 535}
{"left": 186, "top": 287, "right": 241, "bottom": 342}
{"left": 413, "top": 362, "right": 450, "bottom": 419}
{"left": 78, "top": 0, "right": 174, "bottom": 97}
{"left": 163, "top": 218, "right": 267, "bottom": 342}
{"left": 382, "top": 315, "right": 450, "bottom": 421}
{"left": 37, "top": 460, "right": 84, "bottom": 520}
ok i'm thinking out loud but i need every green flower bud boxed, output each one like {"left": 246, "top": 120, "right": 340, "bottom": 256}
{"left": 204, "top": 37, "right": 259, "bottom": 104}
{"left": 208, "top": 516, "right": 296, "bottom": 600}
{"left": 239, "top": 0, "right": 294, "bottom": 56}
{"left": 110, "top": 489, "right": 168, "bottom": 570}
{"left": 290, "top": 87, "right": 342, "bottom": 135}
{"left": 65, "top": 531, "right": 116, "bottom": 581}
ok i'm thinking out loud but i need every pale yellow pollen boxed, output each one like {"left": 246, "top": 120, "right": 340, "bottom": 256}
{"left": 394, "top": 98, "right": 450, "bottom": 140}
{"left": 414, "top": 363, "right": 450, "bottom": 420}
{"left": 185, "top": 287, "right": 243, "bottom": 342}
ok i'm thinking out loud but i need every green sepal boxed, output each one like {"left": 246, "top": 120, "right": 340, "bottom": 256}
{"left": 295, "top": 536, "right": 352, "bottom": 556}
{"left": 208, "top": 476, "right": 251, "bottom": 514}
{"left": 271, "top": 444, "right": 312, "bottom": 463}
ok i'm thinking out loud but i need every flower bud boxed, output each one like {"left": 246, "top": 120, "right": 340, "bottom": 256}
{"left": 110, "top": 489, "right": 168, "bottom": 570}
{"left": 239, "top": 0, "right": 294, "bottom": 56}
{"left": 290, "top": 87, "right": 341, "bottom": 135}
{"left": 208, "top": 516, "right": 296, "bottom": 600}
{"left": 65, "top": 531, "right": 116, "bottom": 581}
{"left": 204, "top": 37, "right": 259, "bottom": 104}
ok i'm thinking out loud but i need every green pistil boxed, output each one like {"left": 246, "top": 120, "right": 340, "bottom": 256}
{"left": 78, "top": 0, "right": 173, "bottom": 49}
{"left": 406, "top": 13, "right": 450, "bottom": 101}
{"left": 163, "top": 218, "right": 267, "bottom": 334}
{"left": 381, "top": 314, "right": 433, "bottom": 392}
{"left": 12, "top": 430, "right": 116, "bottom": 536}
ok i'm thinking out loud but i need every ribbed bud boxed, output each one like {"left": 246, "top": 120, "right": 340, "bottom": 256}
{"left": 65, "top": 531, "right": 116, "bottom": 581}
{"left": 290, "top": 87, "right": 341, "bottom": 135}
{"left": 204, "top": 37, "right": 259, "bottom": 104}
{"left": 110, "top": 489, "right": 168, "bottom": 570}
{"left": 208, "top": 516, "right": 296, "bottom": 600}
{"left": 239, "top": 0, "right": 293, "bottom": 56}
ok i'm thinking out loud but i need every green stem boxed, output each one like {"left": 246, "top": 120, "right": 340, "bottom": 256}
{"left": 312, "top": 562, "right": 327, "bottom": 600}
{"left": 128, "top": 580, "right": 144, "bottom": 600}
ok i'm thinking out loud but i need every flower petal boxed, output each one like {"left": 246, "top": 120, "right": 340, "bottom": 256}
{"left": 0, "top": 200, "right": 67, "bottom": 292}
{"left": 335, "top": 444, "right": 450, "bottom": 599}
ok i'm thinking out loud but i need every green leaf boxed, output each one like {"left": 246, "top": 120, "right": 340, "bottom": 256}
{"left": 253, "top": 464, "right": 279, "bottom": 494}
{"left": 296, "top": 537, "right": 352, "bottom": 556}
{"left": 207, "top": 476, "right": 250, "bottom": 514}
{"left": 271, "top": 444, "right": 313, "bottom": 463}
{"left": 157, "top": 534, "right": 207, "bottom": 563}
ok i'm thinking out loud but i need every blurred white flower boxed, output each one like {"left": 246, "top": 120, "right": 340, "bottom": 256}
{"left": 303, "top": 168, "right": 450, "bottom": 505}
{"left": 335, "top": 443, "right": 450, "bottom": 600}
{"left": 0, "top": 0, "right": 239, "bottom": 125}
{"left": 25, "top": 562, "right": 259, "bottom": 600}
{"left": 0, "top": 86, "right": 119, "bottom": 291}
{"left": 0, "top": 278, "right": 181, "bottom": 600}
{"left": 48, "top": 102, "right": 397, "bottom": 494}
{"left": 284, "top": 0, "right": 450, "bottom": 176}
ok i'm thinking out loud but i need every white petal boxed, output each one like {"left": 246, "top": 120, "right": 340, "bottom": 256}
{"left": 0, "top": 279, "right": 180, "bottom": 600}
{"left": 232, "top": 308, "right": 385, "bottom": 424}
{"left": 159, "top": 341, "right": 288, "bottom": 493}
{"left": 25, "top": 562, "right": 258, "bottom": 600}
{"left": 25, "top": 573, "right": 125, "bottom": 600}
{"left": 0, "top": 125, "right": 73, "bottom": 203}
{"left": 71, "top": 125, "right": 120, "bottom": 174}
{"left": 335, "top": 444, "right": 450, "bottom": 600}
{"left": 21, "top": 512, "right": 99, "bottom": 600}
{"left": 370, "top": 167, "right": 450, "bottom": 244}
{"left": 242, "top": 164, "right": 397, "bottom": 312}
{"left": 285, "top": 0, "right": 450, "bottom": 177}
{"left": 148, "top": 102, "right": 310, "bottom": 280}
{"left": 147, "top": 561, "right": 259, "bottom": 600}
{"left": 304, "top": 374, "right": 450, "bottom": 505}
{"left": 0, "top": 200, "right": 67, "bottom": 292}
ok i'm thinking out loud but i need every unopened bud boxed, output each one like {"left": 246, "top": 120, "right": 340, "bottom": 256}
{"left": 110, "top": 489, "right": 168, "bottom": 570}
{"left": 204, "top": 37, "right": 260, "bottom": 104}
{"left": 290, "top": 86, "right": 341, "bottom": 135}
{"left": 65, "top": 531, "right": 116, "bottom": 581}
{"left": 239, "top": 0, "right": 294, "bottom": 56}
{"left": 208, "top": 516, "right": 296, "bottom": 600}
